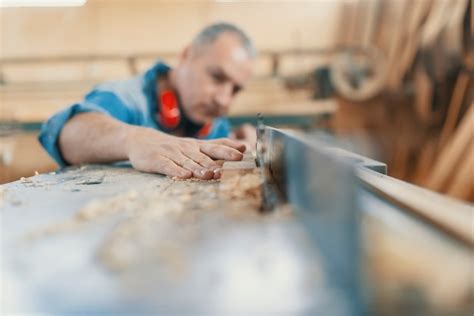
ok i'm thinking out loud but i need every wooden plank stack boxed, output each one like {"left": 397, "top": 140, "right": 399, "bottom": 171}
{"left": 331, "top": 0, "right": 473, "bottom": 202}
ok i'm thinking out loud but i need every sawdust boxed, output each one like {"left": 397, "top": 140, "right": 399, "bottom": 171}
{"left": 26, "top": 189, "right": 141, "bottom": 239}
{"left": 169, "top": 176, "right": 221, "bottom": 183}
{"left": 19, "top": 177, "right": 32, "bottom": 183}
{"left": 97, "top": 181, "right": 220, "bottom": 274}
{"left": 219, "top": 169, "right": 262, "bottom": 201}
{"left": 97, "top": 176, "right": 266, "bottom": 275}
{"left": 23, "top": 168, "right": 270, "bottom": 281}
{"left": 19, "top": 176, "right": 53, "bottom": 188}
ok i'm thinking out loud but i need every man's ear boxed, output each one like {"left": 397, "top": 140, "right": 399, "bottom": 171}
{"left": 179, "top": 45, "right": 192, "bottom": 64}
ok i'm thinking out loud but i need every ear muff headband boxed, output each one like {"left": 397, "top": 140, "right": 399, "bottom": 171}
{"left": 159, "top": 90, "right": 212, "bottom": 137}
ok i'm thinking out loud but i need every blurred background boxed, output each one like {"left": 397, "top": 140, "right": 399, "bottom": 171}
{"left": 0, "top": 0, "right": 472, "bottom": 202}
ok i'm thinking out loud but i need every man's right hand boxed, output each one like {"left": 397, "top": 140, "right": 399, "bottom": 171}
{"left": 59, "top": 113, "right": 246, "bottom": 180}
{"left": 125, "top": 126, "right": 246, "bottom": 179}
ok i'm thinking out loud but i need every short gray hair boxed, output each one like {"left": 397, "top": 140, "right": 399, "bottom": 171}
{"left": 192, "top": 22, "right": 257, "bottom": 58}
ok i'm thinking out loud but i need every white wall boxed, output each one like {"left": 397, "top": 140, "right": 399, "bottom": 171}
{"left": 0, "top": 0, "right": 340, "bottom": 57}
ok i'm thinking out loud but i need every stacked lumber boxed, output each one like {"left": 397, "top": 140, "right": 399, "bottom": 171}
{"left": 331, "top": 0, "right": 473, "bottom": 202}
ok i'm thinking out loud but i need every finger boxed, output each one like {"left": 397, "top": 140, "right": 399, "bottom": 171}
{"left": 172, "top": 153, "right": 215, "bottom": 180}
{"left": 212, "top": 168, "right": 222, "bottom": 179}
{"left": 154, "top": 157, "right": 192, "bottom": 179}
{"left": 183, "top": 150, "right": 220, "bottom": 170}
{"left": 200, "top": 144, "right": 243, "bottom": 161}
{"left": 208, "top": 138, "right": 246, "bottom": 153}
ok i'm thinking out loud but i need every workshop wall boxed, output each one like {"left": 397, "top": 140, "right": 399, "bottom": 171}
{"left": 0, "top": 0, "right": 342, "bottom": 183}
{"left": 1, "top": 0, "right": 339, "bottom": 77}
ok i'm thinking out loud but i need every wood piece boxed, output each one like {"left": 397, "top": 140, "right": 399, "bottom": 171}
{"left": 438, "top": 72, "right": 470, "bottom": 149}
{"left": 412, "top": 137, "right": 437, "bottom": 185}
{"left": 427, "top": 104, "right": 473, "bottom": 191}
{"left": 230, "top": 99, "right": 337, "bottom": 116}
{"left": 390, "top": 0, "right": 432, "bottom": 87}
{"left": 221, "top": 160, "right": 256, "bottom": 171}
{"left": 361, "top": 0, "right": 382, "bottom": 47}
{"left": 219, "top": 151, "right": 261, "bottom": 207}
{"left": 413, "top": 65, "right": 434, "bottom": 124}
{"left": 443, "top": 0, "right": 469, "bottom": 60}
{"left": 358, "top": 168, "right": 474, "bottom": 247}
{"left": 220, "top": 152, "right": 256, "bottom": 181}
{"left": 385, "top": 0, "right": 411, "bottom": 89}
{"left": 446, "top": 137, "right": 474, "bottom": 202}
{"left": 419, "top": 0, "right": 467, "bottom": 83}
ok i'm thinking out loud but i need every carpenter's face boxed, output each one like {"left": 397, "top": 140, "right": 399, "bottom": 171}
{"left": 175, "top": 33, "right": 254, "bottom": 124}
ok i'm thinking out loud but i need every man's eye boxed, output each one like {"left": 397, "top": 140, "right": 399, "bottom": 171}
{"left": 232, "top": 86, "right": 242, "bottom": 95}
{"left": 211, "top": 72, "right": 225, "bottom": 83}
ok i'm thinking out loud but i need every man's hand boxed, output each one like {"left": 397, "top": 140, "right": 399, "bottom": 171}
{"left": 59, "top": 113, "right": 246, "bottom": 180}
{"left": 126, "top": 126, "right": 246, "bottom": 179}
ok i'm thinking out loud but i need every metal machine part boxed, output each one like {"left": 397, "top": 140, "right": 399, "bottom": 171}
{"left": 256, "top": 125, "right": 473, "bottom": 314}
{"left": 257, "top": 125, "right": 471, "bottom": 247}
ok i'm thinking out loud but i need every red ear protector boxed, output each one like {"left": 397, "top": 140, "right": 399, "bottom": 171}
{"left": 159, "top": 90, "right": 212, "bottom": 138}
{"left": 159, "top": 90, "right": 181, "bottom": 129}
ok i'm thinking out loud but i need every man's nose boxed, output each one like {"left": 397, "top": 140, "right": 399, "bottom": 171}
{"left": 214, "top": 83, "right": 233, "bottom": 109}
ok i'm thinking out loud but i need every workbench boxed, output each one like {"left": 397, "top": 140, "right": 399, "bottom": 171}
{"left": 1, "top": 163, "right": 342, "bottom": 314}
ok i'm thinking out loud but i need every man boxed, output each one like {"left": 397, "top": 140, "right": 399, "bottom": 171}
{"left": 39, "top": 23, "right": 256, "bottom": 180}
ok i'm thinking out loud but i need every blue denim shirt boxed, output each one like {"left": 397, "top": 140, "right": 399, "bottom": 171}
{"left": 39, "top": 61, "right": 231, "bottom": 166}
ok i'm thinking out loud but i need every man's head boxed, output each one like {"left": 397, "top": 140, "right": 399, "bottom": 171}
{"left": 172, "top": 22, "right": 256, "bottom": 124}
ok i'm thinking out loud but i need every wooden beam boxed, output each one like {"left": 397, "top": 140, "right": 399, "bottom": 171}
{"left": 438, "top": 72, "right": 470, "bottom": 149}
{"left": 358, "top": 167, "right": 474, "bottom": 247}
{"left": 446, "top": 137, "right": 474, "bottom": 202}
{"left": 427, "top": 104, "right": 473, "bottom": 191}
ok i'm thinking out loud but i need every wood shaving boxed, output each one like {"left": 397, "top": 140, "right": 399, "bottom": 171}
{"left": 169, "top": 176, "right": 220, "bottom": 183}
{"left": 19, "top": 177, "right": 53, "bottom": 188}
{"left": 219, "top": 170, "right": 263, "bottom": 201}
{"left": 20, "top": 177, "right": 33, "bottom": 183}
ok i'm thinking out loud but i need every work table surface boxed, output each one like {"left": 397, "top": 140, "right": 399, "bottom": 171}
{"left": 1, "top": 164, "right": 327, "bottom": 314}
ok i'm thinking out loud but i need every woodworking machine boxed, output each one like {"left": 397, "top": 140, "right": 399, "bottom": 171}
{"left": 1, "top": 125, "right": 472, "bottom": 315}
{"left": 255, "top": 124, "right": 473, "bottom": 315}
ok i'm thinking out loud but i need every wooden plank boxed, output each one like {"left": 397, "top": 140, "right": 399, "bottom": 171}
{"left": 385, "top": 0, "right": 411, "bottom": 89}
{"left": 390, "top": 0, "right": 433, "bottom": 87}
{"left": 231, "top": 99, "right": 338, "bottom": 116}
{"left": 220, "top": 150, "right": 256, "bottom": 181}
{"left": 412, "top": 137, "right": 437, "bottom": 185}
{"left": 446, "top": 137, "right": 474, "bottom": 202}
{"left": 219, "top": 150, "right": 261, "bottom": 208}
{"left": 427, "top": 104, "right": 473, "bottom": 191}
{"left": 413, "top": 65, "right": 434, "bottom": 124}
{"left": 438, "top": 72, "right": 470, "bottom": 149}
{"left": 358, "top": 167, "right": 474, "bottom": 247}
